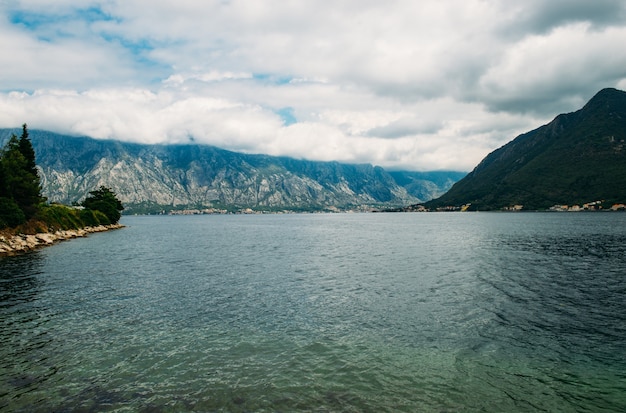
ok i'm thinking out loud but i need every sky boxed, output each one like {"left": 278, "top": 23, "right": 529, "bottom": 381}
{"left": 1, "top": 1, "right": 626, "bottom": 172}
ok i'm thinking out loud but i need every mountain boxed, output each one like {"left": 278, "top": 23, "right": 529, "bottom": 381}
{"left": 0, "top": 130, "right": 464, "bottom": 213}
{"left": 389, "top": 170, "right": 467, "bottom": 201}
{"left": 425, "top": 88, "right": 626, "bottom": 211}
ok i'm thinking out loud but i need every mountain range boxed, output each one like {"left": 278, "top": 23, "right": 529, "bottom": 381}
{"left": 0, "top": 130, "right": 465, "bottom": 213}
{"left": 9, "top": 87, "right": 621, "bottom": 214}
{"left": 425, "top": 87, "right": 626, "bottom": 211}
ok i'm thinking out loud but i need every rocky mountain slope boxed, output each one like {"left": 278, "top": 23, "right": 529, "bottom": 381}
{"left": 425, "top": 88, "right": 626, "bottom": 210}
{"left": 0, "top": 130, "right": 464, "bottom": 213}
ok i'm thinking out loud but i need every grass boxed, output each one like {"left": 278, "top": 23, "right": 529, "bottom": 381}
{"left": 0, "top": 204, "right": 110, "bottom": 237}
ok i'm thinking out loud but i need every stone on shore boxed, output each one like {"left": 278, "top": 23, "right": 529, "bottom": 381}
{"left": 0, "top": 224, "right": 124, "bottom": 256}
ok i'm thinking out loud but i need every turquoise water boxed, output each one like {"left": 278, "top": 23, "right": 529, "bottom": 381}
{"left": 1, "top": 213, "right": 625, "bottom": 412}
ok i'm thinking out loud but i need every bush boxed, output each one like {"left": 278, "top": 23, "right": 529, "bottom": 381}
{"left": 79, "top": 208, "right": 110, "bottom": 226}
{"left": 37, "top": 204, "right": 83, "bottom": 230}
{"left": 0, "top": 197, "right": 26, "bottom": 229}
{"left": 93, "top": 210, "right": 110, "bottom": 225}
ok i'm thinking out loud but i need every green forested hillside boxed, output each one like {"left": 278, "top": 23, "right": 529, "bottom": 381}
{"left": 425, "top": 88, "right": 626, "bottom": 210}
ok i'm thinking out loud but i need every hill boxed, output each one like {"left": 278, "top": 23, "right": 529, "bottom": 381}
{"left": 425, "top": 88, "right": 626, "bottom": 211}
{"left": 0, "top": 130, "right": 464, "bottom": 213}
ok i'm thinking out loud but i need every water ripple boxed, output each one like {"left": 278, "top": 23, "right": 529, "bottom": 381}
{"left": 1, "top": 213, "right": 626, "bottom": 412}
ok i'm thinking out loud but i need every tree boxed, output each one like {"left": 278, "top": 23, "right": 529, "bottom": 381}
{"left": 0, "top": 197, "right": 25, "bottom": 228}
{"left": 18, "top": 123, "right": 37, "bottom": 176}
{"left": 0, "top": 135, "right": 29, "bottom": 227}
{"left": 82, "top": 186, "right": 124, "bottom": 224}
{"left": 0, "top": 128, "right": 43, "bottom": 219}
{"left": 0, "top": 149, "right": 6, "bottom": 199}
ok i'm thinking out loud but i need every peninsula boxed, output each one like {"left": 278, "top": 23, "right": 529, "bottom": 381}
{"left": 0, "top": 125, "right": 124, "bottom": 256}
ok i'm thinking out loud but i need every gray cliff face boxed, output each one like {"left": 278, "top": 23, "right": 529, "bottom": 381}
{"left": 1, "top": 129, "right": 464, "bottom": 212}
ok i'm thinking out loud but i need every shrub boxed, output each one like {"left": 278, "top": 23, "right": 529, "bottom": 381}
{"left": 37, "top": 204, "right": 83, "bottom": 230}
{"left": 93, "top": 210, "right": 110, "bottom": 225}
{"left": 0, "top": 197, "right": 26, "bottom": 229}
{"left": 79, "top": 208, "right": 110, "bottom": 226}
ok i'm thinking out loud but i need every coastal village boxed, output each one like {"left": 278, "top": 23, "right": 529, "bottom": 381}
{"left": 436, "top": 201, "right": 626, "bottom": 212}
{"left": 548, "top": 201, "right": 626, "bottom": 212}
{"left": 503, "top": 201, "right": 626, "bottom": 212}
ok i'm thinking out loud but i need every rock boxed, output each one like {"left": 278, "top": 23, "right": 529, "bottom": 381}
{"left": 35, "top": 233, "right": 55, "bottom": 244}
{"left": 25, "top": 235, "right": 39, "bottom": 248}
{"left": 0, "top": 224, "right": 124, "bottom": 257}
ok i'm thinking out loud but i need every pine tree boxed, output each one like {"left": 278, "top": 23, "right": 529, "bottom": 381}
{"left": 0, "top": 135, "right": 28, "bottom": 226}
{"left": 18, "top": 123, "right": 37, "bottom": 176}
{"left": 0, "top": 149, "right": 6, "bottom": 199}
{"left": 0, "top": 125, "right": 44, "bottom": 220}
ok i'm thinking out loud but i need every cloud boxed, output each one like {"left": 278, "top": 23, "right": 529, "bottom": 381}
{"left": 1, "top": 0, "right": 625, "bottom": 171}
{"left": 510, "top": 0, "right": 626, "bottom": 34}
{"left": 366, "top": 117, "right": 444, "bottom": 139}
{"left": 478, "top": 23, "right": 626, "bottom": 114}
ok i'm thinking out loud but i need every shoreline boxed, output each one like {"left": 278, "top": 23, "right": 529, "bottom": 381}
{"left": 0, "top": 224, "right": 125, "bottom": 257}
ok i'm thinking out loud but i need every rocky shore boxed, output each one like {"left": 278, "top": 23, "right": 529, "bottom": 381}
{"left": 0, "top": 224, "right": 124, "bottom": 256}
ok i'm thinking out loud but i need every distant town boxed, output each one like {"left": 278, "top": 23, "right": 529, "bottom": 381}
{"left": 144, "top": 201, "right": 626, "bottom": 215}
{"left": 503, "top": 201, "right": 626, "bottom": 212}
{"left": 409, "top": 201, "right": 626, "bottom": 212}
{"left": 548, "top": 201, "right": 625, "bottom": 212}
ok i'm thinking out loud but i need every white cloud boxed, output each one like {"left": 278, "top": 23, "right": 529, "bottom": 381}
{"left": 163, "top": 71, "right": 252, "bottom": 86}
{"left": 1, "top": 0, "right": 625, "bottom": 171}
{"left": 478, "top": 23, "right": 626, "bottom": 113}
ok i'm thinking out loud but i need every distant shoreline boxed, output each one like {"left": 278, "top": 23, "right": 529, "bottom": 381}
{"left": 0, "top": 224, "right": 124, "bottom": 257}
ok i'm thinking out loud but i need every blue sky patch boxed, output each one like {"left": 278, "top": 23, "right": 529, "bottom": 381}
{"left": 8, "top": 6, "right": 120, "bottom": 43}
{"left": 9, "top": 6, "right": 118, "bottom": 29}
{"left": 276, "top": 107, "right": 297, "bottom": 126}
{"left": 253, "top": 73, "right": 293, "bottom": 85}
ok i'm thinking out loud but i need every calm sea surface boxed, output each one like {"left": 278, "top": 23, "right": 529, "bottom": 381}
{"left": 1, "top": 213, "right": 625, "bottom": 412}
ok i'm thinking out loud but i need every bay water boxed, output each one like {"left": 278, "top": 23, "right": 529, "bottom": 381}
{"left": 1, "top": 212, "right": 625, "bottom": 412}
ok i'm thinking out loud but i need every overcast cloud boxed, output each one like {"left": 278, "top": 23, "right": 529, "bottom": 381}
{"left": 1, "top": 0, "right": 625, "bottom": 171}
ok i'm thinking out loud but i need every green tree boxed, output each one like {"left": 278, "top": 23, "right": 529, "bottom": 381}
{"left": 0, "top": 149, "right": 6, "bottom": 199}
{"left": 0, "top": 197, "right": 25, "bottom": 228}
{"left": 0, "top": 130, "right": 43, "bottom": 219}
{"left": 82, "top": 186, "right": 124, "bottom": 224}
{"left": 18, "top": 123, "right": 37, "bottom": 176}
